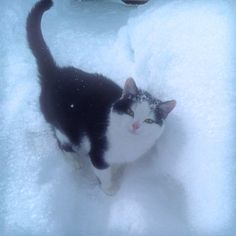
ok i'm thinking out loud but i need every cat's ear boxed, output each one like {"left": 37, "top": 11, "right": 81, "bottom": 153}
{"left": 158, "top": 100, "right": 176, "bottom": 119}
{"left": 122, "top": 78, "right": 138, "bottom": 98}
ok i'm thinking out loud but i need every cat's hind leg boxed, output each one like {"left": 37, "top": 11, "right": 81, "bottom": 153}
{"left": 58, "top": 142, "right": 81, "bottom": 170}
{"left": 54, "top": 128, "right": 81, "bottom": 169}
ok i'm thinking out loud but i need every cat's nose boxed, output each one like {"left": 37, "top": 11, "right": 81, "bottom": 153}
{"left": 132, "top": 121, "right": 140, "bottom": 131}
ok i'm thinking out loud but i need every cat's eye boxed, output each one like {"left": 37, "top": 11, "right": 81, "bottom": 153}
{"left": 126, "top": 108, "right": 134, "bottom": 117}
{"left": 144, "top": 118, "right": 155, "bottom": 124}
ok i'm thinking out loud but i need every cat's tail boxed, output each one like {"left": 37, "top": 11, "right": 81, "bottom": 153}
{"left": 26, "top": 0, "right": 56, "bottom": 78}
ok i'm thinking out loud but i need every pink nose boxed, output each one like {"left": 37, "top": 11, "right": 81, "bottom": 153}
{"left": 132, "top": 121, "right": 140, "bottom": 131}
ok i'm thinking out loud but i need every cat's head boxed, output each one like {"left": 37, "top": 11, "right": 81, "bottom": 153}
{"left": 111, "top": 78, "right": 176, "bottom": 140}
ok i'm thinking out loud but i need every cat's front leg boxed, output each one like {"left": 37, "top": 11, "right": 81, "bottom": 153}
{"left": 63, "top": 149, "right": 81, "bottom": 170}
{"left": 89, "top": 138, "right": 117, "bottom": 195}
{"left": 92, "top": 166, "right": 116, "bottom": 195}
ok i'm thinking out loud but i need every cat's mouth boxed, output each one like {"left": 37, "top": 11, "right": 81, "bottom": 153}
{"left": 129, "top": 128, "right": 140, "bottom": 135}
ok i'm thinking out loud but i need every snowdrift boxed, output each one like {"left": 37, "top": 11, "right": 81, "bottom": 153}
{"left": 0, "top": 0, "right": 235, "bottom": 235}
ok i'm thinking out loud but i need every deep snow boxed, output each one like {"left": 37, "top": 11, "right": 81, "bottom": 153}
{"left": 0, "top": 0, "right": 235, "bottom": 235}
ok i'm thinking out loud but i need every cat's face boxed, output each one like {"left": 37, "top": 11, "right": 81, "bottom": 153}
{"left": 111, "top": 78, "right": 176, "bottom": 141}
{"left": 112, "top": 99, "right": 164, "bottom": 143}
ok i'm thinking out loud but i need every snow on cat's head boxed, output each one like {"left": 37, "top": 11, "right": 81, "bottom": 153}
{"left": 111, "top": 78, "right": 176, "bottom": 156}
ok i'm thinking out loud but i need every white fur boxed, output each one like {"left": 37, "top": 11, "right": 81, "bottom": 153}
{"left": 106, "top": 101, "right": 165, "bottom": 164}
{"left": 55, "top": 128, "right": 70, "bottom": 146}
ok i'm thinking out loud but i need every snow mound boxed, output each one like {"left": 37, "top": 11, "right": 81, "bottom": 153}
{"left": 0, "top": 0, "right": 235, "bottom": 235}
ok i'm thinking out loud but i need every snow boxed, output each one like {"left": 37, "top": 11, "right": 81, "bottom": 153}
{"left": 0, "top": 0, "right": 235, "bottom": 235}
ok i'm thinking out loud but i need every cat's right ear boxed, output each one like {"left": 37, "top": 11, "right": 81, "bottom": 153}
{"left": 121, "top": 78, "right": 138, "bottom": 98}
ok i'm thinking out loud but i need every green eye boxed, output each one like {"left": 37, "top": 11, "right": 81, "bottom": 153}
{"left": 144, "top": 118, "right": 155, "bottom": 124}
{"left": 126, "top": 108, "right": 134, "bottom": 117}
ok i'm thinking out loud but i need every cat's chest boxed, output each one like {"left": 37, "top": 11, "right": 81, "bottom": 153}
{"left": 105, "top": 124, "right": 154, "bottom": 164}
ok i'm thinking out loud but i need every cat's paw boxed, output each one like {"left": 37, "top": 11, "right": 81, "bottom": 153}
{"left": 100, "top": 183, "right": 119, "bottom": 196}
{"left": 63, "top": 151, "right": 81, "bottom": 170}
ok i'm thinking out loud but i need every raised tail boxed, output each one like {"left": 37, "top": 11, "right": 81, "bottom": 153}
{"left": 26, "top": 0, "right": 56, "bottom": 78}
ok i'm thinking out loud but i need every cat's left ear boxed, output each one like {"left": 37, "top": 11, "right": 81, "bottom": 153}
{"left": 158, "top": 100, "right": 176, "bottom": 119}
{"left": 122, "top": 78, "right": 138, "bottom": 98}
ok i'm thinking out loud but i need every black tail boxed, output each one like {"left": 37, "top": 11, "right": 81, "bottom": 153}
{"left": 26, "top": 0, "right": 56, "bottom": 78}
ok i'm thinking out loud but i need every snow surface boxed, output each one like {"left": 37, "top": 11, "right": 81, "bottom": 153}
{"left": 0, "top": 0, "right": 235, "bottom": 235}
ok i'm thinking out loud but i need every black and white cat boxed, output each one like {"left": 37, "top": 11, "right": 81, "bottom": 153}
{"left": 26, "top": 0, "right": 176, "bottom": 194}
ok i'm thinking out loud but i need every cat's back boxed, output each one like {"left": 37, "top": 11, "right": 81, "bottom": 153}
{"left": 54, "top": 67, "right": 122, "bottom": 107}
{"left": 40, "top": 66, "right": 122, "bottom": 125}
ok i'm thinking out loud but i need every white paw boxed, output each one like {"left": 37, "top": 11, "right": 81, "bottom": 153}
{"left": 100, "top": 183, "right": 119, "bottom": 196}
{"left": 63, "top": 151, "right": 81, "bottom": 170}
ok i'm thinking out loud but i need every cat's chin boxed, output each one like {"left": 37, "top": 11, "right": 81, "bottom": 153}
{"left": 128, "top": 129, "right": 140, "bottom": 135}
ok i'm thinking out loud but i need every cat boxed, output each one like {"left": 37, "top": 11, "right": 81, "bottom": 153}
{"left": 26, "top": 0, "right": 176, "bottom": 194}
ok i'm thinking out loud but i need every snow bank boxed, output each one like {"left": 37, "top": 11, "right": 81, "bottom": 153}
{"left": 122, "top": 1, "right": 235, "bottom": 233}
{"left": 0, "top": 0, "right": 235, "bottom": 235}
